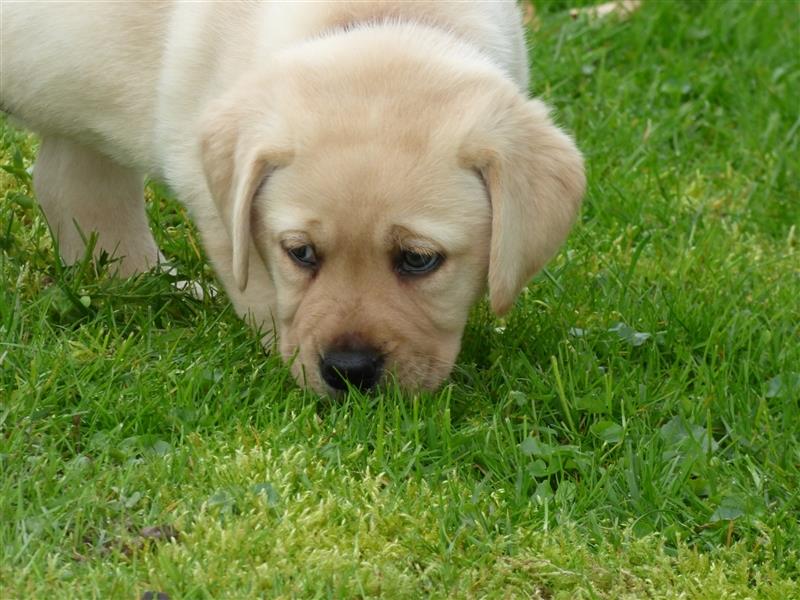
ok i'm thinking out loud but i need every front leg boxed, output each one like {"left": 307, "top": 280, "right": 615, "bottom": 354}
{"left": 33, "top": 136, "right": 161, "bottom": 276}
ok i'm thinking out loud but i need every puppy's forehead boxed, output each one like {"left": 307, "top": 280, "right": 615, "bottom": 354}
{"left": 264, "top": 149, "right": 489, "bottom": 251}
{"left": 266, "top": 197, "right": 477, "bottom": 253}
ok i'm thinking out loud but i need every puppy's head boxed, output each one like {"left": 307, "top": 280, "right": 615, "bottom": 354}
{"left": 200, "top": 29, "right": 585, "bottom": 394}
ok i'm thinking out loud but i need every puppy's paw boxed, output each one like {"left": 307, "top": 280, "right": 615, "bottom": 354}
{"left": 158, "top": 262, "right": 216, "bottom": 300}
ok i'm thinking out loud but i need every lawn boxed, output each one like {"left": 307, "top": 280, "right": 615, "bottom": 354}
{"left": 1, "top": 1, "right": 798, "bottom": 598}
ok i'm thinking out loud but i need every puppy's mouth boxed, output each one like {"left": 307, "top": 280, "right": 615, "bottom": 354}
{"left": 289, "top": 331, "right": 455, "bottom": 395}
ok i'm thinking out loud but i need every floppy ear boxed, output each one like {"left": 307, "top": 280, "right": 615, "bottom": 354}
{"left": 200, "top": 103, "right": 292, "bottom": 291}
{"left": 461, "top": 96, "right": 585, "bottom": 315}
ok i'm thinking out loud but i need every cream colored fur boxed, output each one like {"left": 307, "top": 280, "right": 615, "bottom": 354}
{"left": 1, "top": 1, "right": 585, "bottom": 393}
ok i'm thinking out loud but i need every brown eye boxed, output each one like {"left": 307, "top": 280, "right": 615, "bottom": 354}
{"left": 397, "top": 251, "right": 443, "bottom": 275}
{"left": 288, "top": 245, "right": 317, "bottom": 268}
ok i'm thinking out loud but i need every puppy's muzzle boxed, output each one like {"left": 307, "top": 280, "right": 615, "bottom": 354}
{"left": 320, "top": 347, "right": 384, "bottom": 392}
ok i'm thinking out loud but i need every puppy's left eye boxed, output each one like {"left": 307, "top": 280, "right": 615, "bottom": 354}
{"left": 288, "top": 245, "right": 317, "bottom": 268}
{"left": 397, "top": 250, "right": 443, "bottom": 275}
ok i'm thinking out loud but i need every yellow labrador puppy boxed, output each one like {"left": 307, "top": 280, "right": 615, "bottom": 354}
{"left": 1, "top": 1, "right": 585, "bottom": 394}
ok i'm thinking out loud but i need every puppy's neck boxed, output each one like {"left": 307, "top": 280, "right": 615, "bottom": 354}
{"left": 304, "top": 3, "right": 522, "bottom": 90}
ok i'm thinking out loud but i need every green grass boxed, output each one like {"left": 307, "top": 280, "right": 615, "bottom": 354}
{"left": 1, "top": 1, "right": 798, "bottom": 597}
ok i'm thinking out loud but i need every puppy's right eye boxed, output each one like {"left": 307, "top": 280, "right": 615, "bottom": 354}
{"left": 288, "top": 245, "right": 317, "bottom": 268}
{"left": 397, "top": 250, "right": 443, "bottom": 275}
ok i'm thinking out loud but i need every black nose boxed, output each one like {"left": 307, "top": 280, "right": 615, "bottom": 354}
{"left": 320, "top": 348, "right": 384, "bottom": 391}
